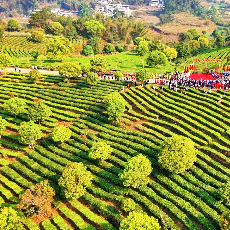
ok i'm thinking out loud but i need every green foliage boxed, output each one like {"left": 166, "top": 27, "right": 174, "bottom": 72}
{"left": 3, "top": 97, "right": 26, "bottom": 117}
{"left": 189, "top": 40, "right": 200, "bottom": 52}
{"left": 29, "top": 69, "right": 43, "bottom": 83}
{"left": 89, "top": 141, "right": 113, "bottom": 162}
{"left": 0, "top": 53, "right": 12, "bottom": 66}
{"left": 48, "top": 22, "right": 64, "bottom": 36}
{"left": 136, "top": 41, "right": 149, "bottom": 56}
{"left": 85, "top": 72, "right": 99, "bottom": 87}
{"left": 30, "top": 50, "right": 40, "bottom": 59}
{"left": 119, "top": 211, "right": 160, "bottom": 230}
{"left": 219, "top": 181, "right": 230, "bottom": 204}
{"left": 146, "top": 51, "right": 167, "bottom": 67}
{"left": 90, "top": 55, "right": 107, "bottom": 72}
{"left": 177, "top": 42, "right": 191, "bottom": 58}
{"left": 82, "top": 45, "right": 94, "bottom": 56}
{"left": 115, "top": 71, "right": 123, "bottom": 81}
{"left": 59, "top": 62, "right": 82, "bottom": 77}
{"left": 0, "top": 207, "right": 23, "bottom": 230}
{"left": 107, "top": 98, "right": 126, "bottom": 121}
{"left": 65, "top": 25, "right": 77, "bottom": 38}
{"left": 46, "top": 36, "right": 72, "bottom": 60}
{"left": 121, "top": 198, "right": 137, "bottom": 212}
{"left": 103, "top": 43, "right": 115, "bottom": 54}
{"left": 18, "top": 180, "right": 55, "bottom": 217}
{"left": 7, "top": 19, "right": 21, "bottom": 31}
{"left": 84, "top": 20, "right": 105, "bottom": 38}
{"left": 158, "top": 135, "right": 197, "bottom": 174}
{"left": 0, "top": 116, "right": 8, "bottom": 138}
{"left": 30, "top": 29, "right": 44, "bottom": 43}
{"left": 58, "top": 162, "right": 94, "bottom": 199}
{"left": 119, "top": 154, "right": 152, "bottom": 188}
{"left": 87, "top": 36, "right": 101, "bottom": 55}
{"left": 81, "top": 63, "right": 92, "bottom": 75}
{"left": 28, "top": 100, "right": 52, "bottom": 123}
{"left": 19, "top": 121, "right": 42, "bottom": 148}
{"left": 0, "top": 25, "right": 4, "bottom": 41}
{"left": 148, "top": 40, "right": 165, "bottom": 52}
{"left": 219, "top": 211, "right": 230, "bottom": 230}
{"left": 52, "top": 125, "right": 72, "bottom": 143}
{"left": 104, "top": 92, "right": 125, "bottom": 107}
{"left": 215, "top": 35, "right": 225, "bottom": 48}
{"left": 136, "top": 68, "right": 148, "bottom": 82}
{"left": 164, "top": 47, "right": 177, "bottom": 61}
{"left": 115, "top": 44, "right": 124, "bottom": 53}
{"left": 212, "top": 29, "right": 219, "bottom": 38}
{"left": 198, "top": 36, "right": 210, "bottom": 49}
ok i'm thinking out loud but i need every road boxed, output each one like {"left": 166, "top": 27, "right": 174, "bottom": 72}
{"left": 5, "top": 68, "right": 60, "bottom": 75}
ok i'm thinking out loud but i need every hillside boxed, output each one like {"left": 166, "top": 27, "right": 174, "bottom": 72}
{"left": 0, "top": 73, "right": 229, "bottom": 229}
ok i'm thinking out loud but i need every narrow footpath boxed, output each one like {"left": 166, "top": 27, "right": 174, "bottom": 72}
{"left": 5, "top": 68, "right": 60, "bottom": 75}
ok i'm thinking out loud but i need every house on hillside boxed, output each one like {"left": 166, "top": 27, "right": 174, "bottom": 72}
{"left": 149, "top": 0, "right": 164, "bottom": 8}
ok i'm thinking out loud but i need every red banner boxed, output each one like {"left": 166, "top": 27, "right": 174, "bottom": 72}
{"left": 193, "top": 59, "right": 221, "bottom": 62}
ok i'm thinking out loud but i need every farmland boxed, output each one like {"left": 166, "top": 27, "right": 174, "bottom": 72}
{"left": 0, "top": 72, "right": 229, "bottom": 229}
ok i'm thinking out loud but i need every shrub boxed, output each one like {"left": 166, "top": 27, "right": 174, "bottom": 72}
{"left": 115, "top": 71, "right": 123, "bottom": 81}
{"left": 158, "top": 135, "right": 197, "bottom": 174}
{"left": 82, "top": 45, "right": 94, "bottom": 56}
{"left": 85, "top": 72, "right": 99, "bottom": 88}
{"left": 115, "top": 44, "right": 124, "bottom": 53}
{"left": 119, "top": 211, "right": 160, "bottom": 230}
{"left": 28, "top": 100, "right": 52, "bottom": 123}
{"left": 219, "top": 211, "right": 230, "bottom": 230}
{"left": 119, "top": 154, "right": 152, "bottom": 188}
{"left": 19, "top": 121, "right": 42, "bottom": 148}
{"left": 30, "top": 29, "right": 44, "bottom": 43}
{"left": 121, "top": 198, "right": 137, "bottom": 212}
{"left": 103, "top": 43, "right": 115, "bottom": 54}
{"left": 0, "top": 116, "right": 8, "bottom": 138}
{"left": 17, "top": 180, "right": 55, "bottom": 218}
{"left": 107, "top": 99, "right": 126, "bottom": 121}
{"left": 3, "top": 97, "right": 26, "bottom": 117}
{"left": 218, "top": 181, "right": 230, "bottom": 204}
{"left": 59, "top": 62, "right": 82, "bottom": 78}
{"left": 89, "top": 141, "right": 113, "bottom": 163}
{"left": 58, "top": 162, "right": 94, "bottom": 199}
{"left": 136, "top": 68, "right": 148, "bottom": 82}
{"left": 104, "top": 92, "right": 125, "bottom": 107}
{"left": 146, "top": 50, "right": 167, "bottom": 67}
{"left": 52, "top": 125, "right": 72, "bottom": 144}
{"left": 0, "top": 207, "right": 23, "bottom": 230}
{"left": 29, "top": 69, "right": 43, "bottom": 83}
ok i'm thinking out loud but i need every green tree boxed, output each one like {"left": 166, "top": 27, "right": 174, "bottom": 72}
{"left": 215, "top": 35, "right": 225, "bottom": 48}
{"left": 198, "top": 36, "right": 210, "bottom": 49}
{"left": 136, "top": 41, "right": 149, "bottom": 56}
{"left": 158, "top": 135, "right": 197, "bottom": 174}
{"left": 0, "top": 116, "right": 7, "bottom": 138}
{"left": 115, "top": 71, "right": 123, "bottom": 81}
{"left": 85, "top": 72, "right": 99, "bottom": 87}
{"left": 65, "top": 25, "right": 77, "bottom": 38}
{"left": 84, "top": 20, "right": 105, "bottom": 38}
{"left": 3, "top": 97, "right": 26, "bottom": 117}
{"left": 30, "top": 29, "right": 44, "bottom": 43}
{"left": 120, "top": 211, "right": 160, "bottom": 230}
{"left": 89, "top": 141, "right": 113, "bottom": 163}
{"left": 48, "top": 22, "right": 64, "bottom": 36}
{"left": 52, "top": 125, "right": 72, "bottom": 144}
{"left": 87, "top": 37, "right": 101, "bottom": 55}
{"left": 177, "top": 42, "right": 191, "bottom": 58}
{"left": 82, "top": 45, "right": 94, "bottom": 56}
{"left": 17, "top": 180, "right": 55, "bottom": 218}
{"left": 7, "top": 19, "right": 21, "bottom": 31}
{"left": 148, "top": 39, "right": 165, "bottom": 52}
{"left": 136, "top": 68, "right": 148, "bottom": 82}
{"left": 164, "top": 47, "right": 177, "bottom": 62}
{"left": 30, "top": 50, "right": 40, "bottom": 59}
{"left": 0, "top": 207, "right": 23, "bottom": 230}
{"left": 212, "top": 29, "right": 219, "bottom": 38}
{"left": 79, "top": 4, "right": 92, "bottom": 17}
{"left": 19, "top": 121, "right": 42, "bottom": 148}
{"left": 58, "top": 162, "right": 93, "bottom": 199}
{"left": 121, "top": 198, "right": 137, "bottom": 212}
{"left": 104, "top": 92, "right": 124, "bottom": 106}
{"left": 46, "top": 37, "right": 72, "bottom": 60}
{"left": 146, "top": 51, "right": 167, "bottom": 67}
{"left": 115, "top": 44, "right": 124, "bottom": 53}
{"left": 103, "top": 43, "right": 115, "bottom": 54}
{"left": 28, "top": 100, "right": 51, "bottom": 124}
{"left": 0, "top": 25, "right": 4, "bottom": 41}
{"left": 59, "top": 62, "right": 82, "bottom": 77}
{"left": 29, "top": 69, "right": 43, "bottom": 83}
{"left": 189, "top": 40, "right": 200, "bottom": 53}
{"left": 107, "top": 99, "right": 126, "bottom": 121}
{"left": 90, "top": 55, "right": 107, "bottom": 72}
{"left": 81, "top": 63, "right": 92, "bottom": 76}
{"left": 0, "top": 53, "right": 12, "bottom": 66}
{"left": 119, "top": 154, "right": 152, "bottom": 188}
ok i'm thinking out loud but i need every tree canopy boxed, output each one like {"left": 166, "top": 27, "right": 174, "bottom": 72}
{"left": 59, "top": 62, "right": 82, "bottom": 77}
{"left": 84, "top": 20, "right": 105, "bottom": 38}
{"left": 119, "top": 211, "right": 160, "bottom": 230}
{"left": 0, "top": 53, "right": 12, "bottom": 66}
{"left": 29, "top": 70, "right": 43, "bottom": 83}
{"left": 119, "top": 154, "right": 152, "bottom": 188}
{"left": 158, "top": 135, "right": 197, "bottom": 174}
{"left": 7, "top": 19, "right": 21, "bottom": 31}
{"left": 52, "top": 125, "right": 72, "bottom": 143}
{"left": 146, "top": 51, "right": 167, "bottom": 67}
{"left": 3, "top": 97, "right": 26, "bottom": 117}
{"left": 30, "top": 29, "right": 45, "bottom": 43}
{"left": 136, "top": 68, "right": 148, "bottom": 82}
{"left": 58, "top": 162, "right": 94, "bottom": 199}
{"left": 85, "top": 72, "right": 99, "bottom": 87}
{"left": 48, "top": 22, "right": 64, "bottom": 35}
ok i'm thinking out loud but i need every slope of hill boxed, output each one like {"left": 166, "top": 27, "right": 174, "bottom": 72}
{"left": 0, "top": 73, "right": 229, "bottom": 229}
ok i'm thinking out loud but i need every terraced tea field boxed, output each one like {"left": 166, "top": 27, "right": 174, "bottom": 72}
{"left": 0, "top": 72, "right": 229, "bottom": 229}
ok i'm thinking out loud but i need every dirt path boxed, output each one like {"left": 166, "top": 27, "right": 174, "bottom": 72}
{"left": 5, "top": 68, "right": 60, "bottom": 75}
